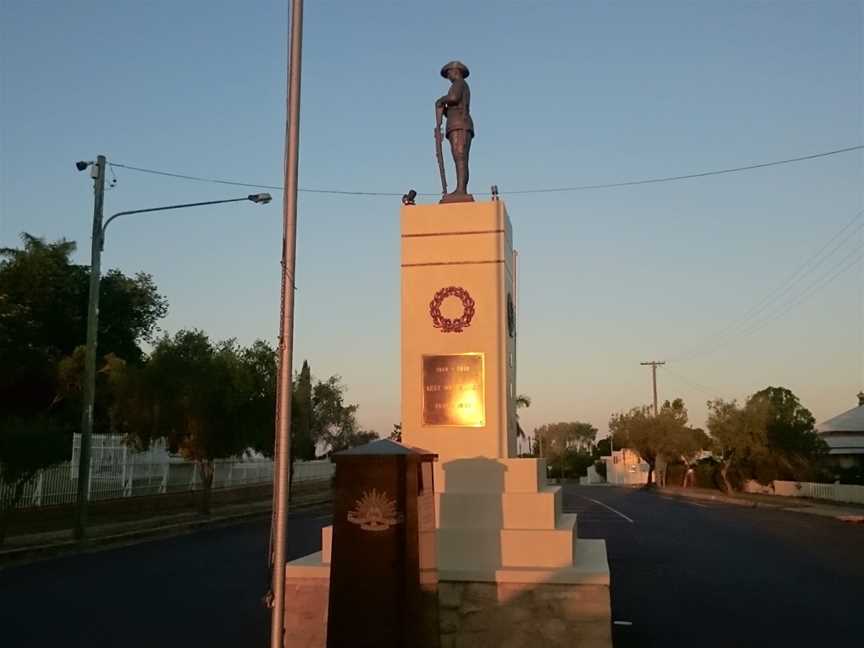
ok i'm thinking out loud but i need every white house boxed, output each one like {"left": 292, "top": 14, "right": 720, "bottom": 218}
{"left": 816, "top": 392, "right": 864, "bottom": 470}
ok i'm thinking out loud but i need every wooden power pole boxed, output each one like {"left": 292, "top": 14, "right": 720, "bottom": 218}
{"left": 640, "top": 361, "right": 665, "bottom": 416}
{"left": 75, "top": 154, "right": 107, "bottom": 541}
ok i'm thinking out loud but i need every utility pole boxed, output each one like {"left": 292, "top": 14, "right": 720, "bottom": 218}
{"left": 270, "top": 1, "right": 303, "bottom": 646}
{"left": 75, "top": 154, "right": 106, "bottom": 541}
{"left": 640, "top": 361, "right": 665, "bottom": 416}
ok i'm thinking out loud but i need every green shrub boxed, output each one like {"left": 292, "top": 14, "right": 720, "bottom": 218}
{"left": 594, "top": 460, "right": 606, "bottom": 480}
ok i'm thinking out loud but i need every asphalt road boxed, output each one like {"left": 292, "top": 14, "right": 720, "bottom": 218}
{"left": 1, "top": 486, "right": 862, "bottom": 647}
{"left": 0, "top": 507, "right": 331, "bottom": 648}
{"left": 567, "top": 485, "right": 864, "bottom": 648}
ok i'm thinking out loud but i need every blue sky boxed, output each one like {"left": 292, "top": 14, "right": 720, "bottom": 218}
{"left": 2, "top": 1, "right": 862, "bottom": 438}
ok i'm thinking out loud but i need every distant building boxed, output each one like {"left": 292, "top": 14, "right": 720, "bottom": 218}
{"left": 816, "top": 392, "right": 864, "bottom": 470}
{"left": 603, "top": 448, "right": 649, "bottom": 485}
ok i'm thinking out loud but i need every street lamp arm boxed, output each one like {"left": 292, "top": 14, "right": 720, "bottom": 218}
{"left": 101, "top": 196, "right": 255, "bottom": 243}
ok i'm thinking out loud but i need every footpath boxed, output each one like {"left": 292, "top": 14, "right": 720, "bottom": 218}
{"left": 660, "top": 485, "right": 864, "bottom": 523}
{"left": 0, "top": 487, "right": 332, "bottom": 569}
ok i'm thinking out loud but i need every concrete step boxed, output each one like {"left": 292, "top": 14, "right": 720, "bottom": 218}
{"left": 434, "top": 458, "right": 547, "bottom": 494}
{"left": 437, "top": 538, "right": 610, "bottom": 585}
{"left": 291, "top": 537, "right": 610, "bottom": 587}
{"left": 436, "top": 486, "right": 562, "bottom": 530}
{"left": 437, "top": 514, "right": 577, "bottom": 570}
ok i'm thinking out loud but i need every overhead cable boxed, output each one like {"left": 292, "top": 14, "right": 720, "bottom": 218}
{"left": 671, "top": 219, "right": 864, "bottom": 362}
{"left": 671, "top": 209, "right": 864, "bottom": 362}
{"left": 110, "top": 144, "right": 863, "bottom": 198}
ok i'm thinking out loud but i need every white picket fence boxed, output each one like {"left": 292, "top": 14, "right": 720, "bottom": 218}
{"left": 743, "top": 479, "right": 864, "bottom": 505}
{"left": 0, "top": 458, "right": 334, "bottom": 509}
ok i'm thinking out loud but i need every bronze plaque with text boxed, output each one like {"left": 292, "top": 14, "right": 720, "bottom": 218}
{"left": 422, "top": 354, "right": 485, "bottom": 426}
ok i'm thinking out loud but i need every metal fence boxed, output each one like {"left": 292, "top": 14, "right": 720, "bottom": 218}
{"left": 0, "top": 458, "right": 334, "bottom": 510}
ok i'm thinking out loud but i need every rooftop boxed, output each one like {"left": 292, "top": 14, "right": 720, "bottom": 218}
{"left": 817, "top": 394, "right": 864, "bottom": 435}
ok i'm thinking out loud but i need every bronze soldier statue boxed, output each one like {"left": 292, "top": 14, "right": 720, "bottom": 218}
{"left": 435, "top": 60, "right": 474, "bottom": 203}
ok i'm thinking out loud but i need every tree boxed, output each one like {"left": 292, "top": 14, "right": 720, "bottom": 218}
{"left": 562, "top": 450, "right": 597, "bottom": 480}
{"left": 240, "top": 340, "right": 278, "bottom": 458}
{"left": 292, "top": 361, "right": 315, "bottom": 461}
{"left": 53, "top": 348, "right": 127, "bottom": 440}
{"left": 609, "top": 406, "right": 657, "bottom": 484}
{"left": 535, "top": 421, "right": 598, "bottom": 478}
{"left": 654, "top": 399, "right": 711, "bottom": 483}
{"left": 344, "top": 430, "right": 379, "bottom": 448}
{"left": 0, "top": 233, "right": 167, "bottom": 424}
{"left": 310, "top": 375, "right": 378, "bottom": 454}
{"left": 706, "top": 398, "right": 771, "bottom": 493}
{"left": 0, "top": 417, "right": 68, "bottom": 543}
{"left": 609, "top": 398, "right": 705, "bottom": 486}
{"left": 672, "top": 425, "right": 711, "bottom": 484}
{"left": 594, "top": 437, "right": 611, "bottom": 459}
{"left": 707, "top": 387, "right": 827, "bottom": 492}
{"left": 1, "top": 235, "right": 83, "bottom": 419}
{"left": 115, "top": 331, "right": 269, "bottom": 514}
{"left": 749, "top": 386, "right": 826, "bottom": 480}
{"left": 97, "top": 270, "right": 168, "bottom": 364}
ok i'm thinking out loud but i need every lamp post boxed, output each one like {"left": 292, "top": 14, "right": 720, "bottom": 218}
{"left": 73, "top": 160, "right": 270, "bottom": 541}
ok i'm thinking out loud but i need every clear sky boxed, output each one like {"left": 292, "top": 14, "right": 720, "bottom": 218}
{"left": 2, "top": 1, "right": 862, "bottom": 439}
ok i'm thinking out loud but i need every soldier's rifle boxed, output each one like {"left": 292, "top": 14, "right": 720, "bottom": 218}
{"left": 434, "top": 105, "right": 447, "bottom": 197}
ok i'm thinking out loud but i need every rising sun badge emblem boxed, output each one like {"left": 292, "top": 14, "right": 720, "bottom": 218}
{"left": 347, "top": 489, "right": 403, "bottom": 532}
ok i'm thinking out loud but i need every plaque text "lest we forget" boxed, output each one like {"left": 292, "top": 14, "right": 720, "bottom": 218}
{"left": 422, "top": 354, "right": 485, "bottom": 427}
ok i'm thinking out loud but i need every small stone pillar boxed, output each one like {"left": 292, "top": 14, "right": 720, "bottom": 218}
{"left": 326, "top": 439, "right": 439, "bottom": 648}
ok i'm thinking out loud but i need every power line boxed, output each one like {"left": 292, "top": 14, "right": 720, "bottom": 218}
{"left": 674, "top": 239, "right": 863, "bottom": 362}
{"left": 109, "top": 144, "right": 863, "bottom": 198}
{"left": 671, "top": 208, "right": 864, "bottom": 362}
{"left": 661, "top": 366, "right": 720, "bottom": 399}
{"left": 709, "top": 248, "right": 862, "bottom": 357}
{"left": 109, "top": 163, "right": 408, "bottom": 196}
{"left": 679, "top": 246, "right": 861, "bottom": 361}
{"left": 755, "top": 246, "right": 862, "bottom": 326}
{"left": 504, "top": 145, "right": 864, "bottom": 194}
{"left": 672, "top": 226, "right": 863, "bottom": 362}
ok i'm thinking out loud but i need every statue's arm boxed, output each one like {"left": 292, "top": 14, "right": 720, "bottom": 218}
{"left": 435, "top": 80, "right": 464, "bottom": 107}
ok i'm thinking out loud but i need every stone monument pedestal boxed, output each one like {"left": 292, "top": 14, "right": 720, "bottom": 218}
{"left": 401, "top": 200, "right": 610, "bottom": 647}
{"left": 283, "top": 201, "right": 610, "bottom": 648}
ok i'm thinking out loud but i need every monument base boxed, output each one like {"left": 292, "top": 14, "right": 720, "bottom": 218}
{"left": 438, "top": 581, "right": 611, "bottom": 648}
{"left": 282, "top": 198, "right": 610, "bottom": 646}
{"left": 283, "top": 575, "right": 329, "bottom": 648}
{"left": 438, "top": 192, "right": 475, "bottom": 204}
{"left": 284, "top": 561, "right": 611, "bottom": 648}
{"left": 283, "top": 456, "right": 611, "bottom": 647}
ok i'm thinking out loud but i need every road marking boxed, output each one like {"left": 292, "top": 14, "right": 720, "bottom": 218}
{"left": 583, "top": 497, "right": 635, "bottom": 523}
{"left": 613, "top": 621, "right": 633, "bottom": 626}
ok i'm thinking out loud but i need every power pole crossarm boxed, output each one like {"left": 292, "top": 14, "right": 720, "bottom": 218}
{"left": 640, "top": 361, "right": 666, "bottom": 416}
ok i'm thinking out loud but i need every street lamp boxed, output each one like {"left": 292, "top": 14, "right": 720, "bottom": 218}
{"left": 74, "top": 155, "right": 270, "bottom": 541}
{"left": 101, "top": 193, "right": 272, "bottom": 246}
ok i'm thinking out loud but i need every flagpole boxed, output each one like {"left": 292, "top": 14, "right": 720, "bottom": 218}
{"left": 270, "top": 0, "right": 303, "bottom": 645}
